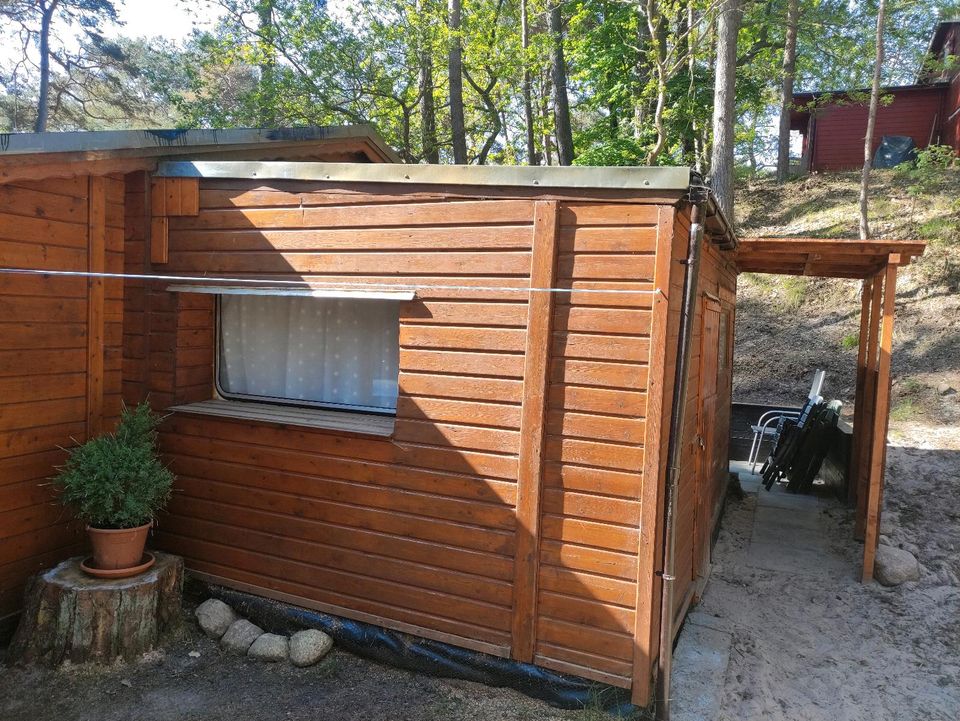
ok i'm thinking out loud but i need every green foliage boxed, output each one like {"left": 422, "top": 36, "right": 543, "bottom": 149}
{"left": 914, "top": 144, "right": 958, "bottom": 171}
{"left": 54, "top": 403, "right": 174, "bottom": 529}
{"left": 841, "top": 333, "right": 860, "bottom": 350}
{"left": 781, "top": 276, "right": 808, "bottom": 309}
{"left": 896, "top": 144, "right": 959, "bottom": 201}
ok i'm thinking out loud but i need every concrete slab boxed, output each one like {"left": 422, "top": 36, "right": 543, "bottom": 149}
{"left": 757, "top": 486, "right": 824, "bottom": 511}
{"left": 744, "top": 541, "right": 852, "bottom": 578}
{"left": 671, "top": 620, "right": 733, "bottom": 721}
{"left": 754, "top": 505, "right": 825, "bottom": 533}
{"left": 752, "top": 506, "right": 829, "bottom": 552}
{"left": 751, "top": 521, "right": 828, "bottom": 552}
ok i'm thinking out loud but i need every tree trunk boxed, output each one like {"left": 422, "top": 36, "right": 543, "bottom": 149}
{"left": 256, "top": 0, "right": 277, "bottom": 127}
{"left": 633, "top": 10, "right": 651, "bottom": 138}
{"left": 548, "top": 0, "right": 574, "bottom": 166}
{"left": 9, "top": 553, "right": 183, "bottom": 666}
{"left": 859, "top": 0, "right": 887, "bottom": 240}
{"left": 448, "top": 0, "right": 467, "bottom": 164}
{"left": 35, "top": 0, "right": 59, "bottom": 133}
{"left": 418, "top": 0, "right": 440, "bottom": 164}
{"left": 776, "top": 0, "right": 799, "bottom": 182}
{"left": 642, "top": 0, "right": 669, "bottom": 164}
{"left": 521, "top": 0, "right": 539, "bottom": 165}
{"left": 541, "top": 74, "right": 554, "bottom": 166}
{"left": 709, "top": 0, "right": 743, "bottom": 223}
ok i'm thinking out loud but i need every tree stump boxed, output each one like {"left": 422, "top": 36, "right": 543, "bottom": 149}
{"left": 9, "top": 552, "right": 183, "bottom": 666}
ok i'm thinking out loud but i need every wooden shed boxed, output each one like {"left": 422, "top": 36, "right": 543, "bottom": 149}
{"left": 0, "top": 127, "right": 920, "bottom": 710}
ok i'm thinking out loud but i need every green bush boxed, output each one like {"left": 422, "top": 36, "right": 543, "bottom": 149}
{"left": 54, "top": 402, "right": 174, "bottom": 529}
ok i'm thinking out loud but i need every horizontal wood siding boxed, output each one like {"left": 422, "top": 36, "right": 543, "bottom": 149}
{"left": 810, "top": 86, "right": 947, "bottom": 171}
{"left": 153, "top": 181, "right": 540, "bottom": 655}
{"left": 139, "top": 179, "right": 678, "bottom": 685}
{"left": 0, "top": 174, "right": 125, "bottom": 620}
{"left": 533, "top": 204, "right": 658, "bottom": 688}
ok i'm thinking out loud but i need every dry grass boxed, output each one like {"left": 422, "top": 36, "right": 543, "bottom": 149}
{"left": 732, "top": 169, "right": 960, "bottom": 425}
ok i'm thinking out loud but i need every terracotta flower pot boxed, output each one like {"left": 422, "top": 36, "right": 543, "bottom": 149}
{"left": 86, "top": 522, "right": 152, "bottom": 572}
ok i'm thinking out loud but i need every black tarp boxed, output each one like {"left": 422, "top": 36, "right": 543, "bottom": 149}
{"left": 189, "top": 580, "right": 640, "bottom": 715}
{"left": 873, "top": 135, "right": 917, "bottom": 168}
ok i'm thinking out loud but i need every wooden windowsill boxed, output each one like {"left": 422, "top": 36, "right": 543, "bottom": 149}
{"left": 169, "top": 399, "right": 395, "bottom": 437}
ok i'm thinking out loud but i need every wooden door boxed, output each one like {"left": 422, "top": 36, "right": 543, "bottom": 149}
{"left": 694, "top": 298, "right": 721, "bottom": 582}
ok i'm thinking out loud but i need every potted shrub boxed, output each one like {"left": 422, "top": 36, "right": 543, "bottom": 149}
{"left": 54, "top": 402, "right": 174, "bottom": 577}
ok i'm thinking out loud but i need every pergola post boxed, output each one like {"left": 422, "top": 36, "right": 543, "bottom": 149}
{"left": 855, "top": 271, "right": 884, "bottom": 540}
{"left": 848, "top": 278, "right": 873, "bottom": 507}
{"left": 861, "top": 258, "right": 899, "bottom": 583}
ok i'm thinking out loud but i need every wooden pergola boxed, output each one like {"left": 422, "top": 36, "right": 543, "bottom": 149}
{"left": 736, "top": 237, "right": 926, "bottom": 582}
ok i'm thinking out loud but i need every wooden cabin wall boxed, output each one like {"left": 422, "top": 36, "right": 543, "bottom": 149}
{"left": 666, "top": 210, "right": 737, "bottom": 624}
{"left": 122, "top": 177, "right": 680, "bottom": 699}
{"left": 0, "top": 174, "right": 125, "bottom": 621}
{"left": 533, "top": 204, "right": 659, "bottom": 688}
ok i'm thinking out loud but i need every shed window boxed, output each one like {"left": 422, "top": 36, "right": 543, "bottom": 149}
{"left": 217, "top": 295, "right": 400, "bottom": 414}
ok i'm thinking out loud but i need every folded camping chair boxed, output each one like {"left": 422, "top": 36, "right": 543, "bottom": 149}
{"left": 748, "top": 370, "right": 826, "bottom": 473}
{"left": 785, "top": 400, "right": 842, "bottom": 493}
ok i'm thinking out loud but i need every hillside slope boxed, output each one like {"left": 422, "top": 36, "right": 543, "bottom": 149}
{"left": 732, "top": 169, "right": 960, "bottom": 426}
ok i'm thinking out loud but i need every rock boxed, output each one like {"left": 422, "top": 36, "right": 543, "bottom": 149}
{"left": 937, "top": 382, "right": 955, "bottom": 396}
{"left": 248, "top": 633, "right": 289, "bottom": 662}
{"left": 874, "top": 544, "right": 920, "bottom": 586}
{"left": 195, "top": 599, "right": 239, "bottom": 639}
{"left": 221, "top": 619, "right": 264, "bottom": 655}
{"left": 288, "top": 629, "right": 333, "bottom": 667}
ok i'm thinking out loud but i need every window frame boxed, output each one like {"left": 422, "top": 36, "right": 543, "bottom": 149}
{"left": 213, "top": 294, "right": 401, "bottom": 417}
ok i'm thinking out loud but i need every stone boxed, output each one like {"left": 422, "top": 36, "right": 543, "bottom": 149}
{"left": 248, "top": 633, "right": 289, "bottom": 662}
{"left": 937, "top": 382, "right": 956, "bottom": 396}
{"left": 288, "top": 629, "right": 333, "bottom": 667}
{"left": 874, "top": 544, "right": 920, "bottom": 586}
{"left": 195, "top": 599, "right": 239, "bottom": 640}
{"left": 221, "top": 619, "right": 264, "bottom": 655}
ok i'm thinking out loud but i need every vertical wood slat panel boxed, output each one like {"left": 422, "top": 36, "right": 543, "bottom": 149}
{"left": 510, "top": 200, "right": 559, "bottom": 662}
{"left": 862, "top": 260, "right": 898, "bottom": 583}
{"left": 631, "top": 205, "right": 676, "bottom": 706}
{"left": 86, "top": 176, "right": 106, "bottom": 438}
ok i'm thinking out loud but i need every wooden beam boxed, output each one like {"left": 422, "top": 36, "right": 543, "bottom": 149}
{"left": 179, "top": 177, "right": 200, "bottom": 216}
{"left": 737, "top": 237, "right": 927, "bottom": 258}
{"left": 86, "top": 176, "right": 106, "bottom": 439}
{"left": 150, "top": 216, "right": 169, "bottom": 264}
{"left": 510, "top": 200, "right": 559, "bottom": 663}
{"left": 848, "top": 277, "right": 873, "bottom": 506}
{"left": 855, "top": 272, "right": 884, "bottom": 539}
{"left": 862, "top": 261, "right": 898, "bottom": 583}
{"left": 0, "top": 158, "right": 153, "bottom": 184}
{"left": 631, "top": 205, "right": 677, "bottom": 707}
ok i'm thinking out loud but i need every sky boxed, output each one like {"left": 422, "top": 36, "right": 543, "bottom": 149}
{"left": 117, "top": 0, "right": 222, "bottom": 42}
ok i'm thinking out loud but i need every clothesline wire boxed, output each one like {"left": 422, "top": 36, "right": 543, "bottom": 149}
{"left": 0, "top": 267, "right": 664, "bottom": 296}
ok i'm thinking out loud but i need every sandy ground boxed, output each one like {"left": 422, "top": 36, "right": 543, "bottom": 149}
{"left": 697, "top": 422, "right": 960, "bottom": 721}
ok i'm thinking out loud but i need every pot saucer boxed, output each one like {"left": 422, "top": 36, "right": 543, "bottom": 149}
{"left": 80, "top": 552, "right": 155, "bottom": 579}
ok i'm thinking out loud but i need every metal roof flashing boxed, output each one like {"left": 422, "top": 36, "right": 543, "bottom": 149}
{"left": 156, "top": 160, "right": 693, "bottom": 191}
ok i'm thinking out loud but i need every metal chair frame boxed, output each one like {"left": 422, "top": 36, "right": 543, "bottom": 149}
{"left": 747, "top": 370, "right": 827, "bottom": 474}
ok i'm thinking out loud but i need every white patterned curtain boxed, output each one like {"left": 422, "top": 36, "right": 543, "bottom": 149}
{"left": 218, "top": 295, "right": 400, "bottom": 413}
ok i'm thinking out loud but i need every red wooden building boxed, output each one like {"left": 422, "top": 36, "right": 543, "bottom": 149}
{"left": 791, "top": 20, "right": 960, "bottom": 172}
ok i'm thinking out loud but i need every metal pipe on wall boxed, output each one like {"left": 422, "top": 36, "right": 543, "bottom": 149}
{"left": 655, "top": 196, "right": 706, "bottom": 721}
